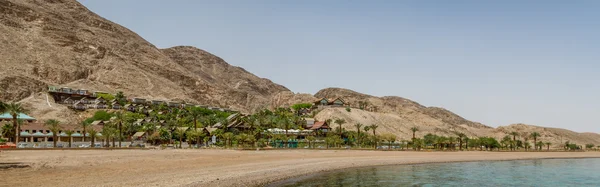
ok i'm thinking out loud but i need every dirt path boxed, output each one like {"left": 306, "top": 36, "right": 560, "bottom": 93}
{"left": 1, "top": 149, "right": 599, "bottom": 187}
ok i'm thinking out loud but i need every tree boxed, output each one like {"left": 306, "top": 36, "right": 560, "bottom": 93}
{"left": 81, "top": 121, "right": 91, "bottom": 142}
{"left": 101, "top": 125, "right": 117, "bottom": 147}
{"left": 369, "top": 124, "right": 379, "bottom": 149}
{"left": 381, "top": 133, "right": 397, "bottom": 150}
{"left": 456, "top": 133, "right": 466, "bottom": 151}
{"left": 545, "top": 142, "right": 551, "bottom": 151}
{"left": 354, "top": 123, "right": 363, "bottom": 147}
{"left": 222, "top": 132, "right": 235, "bottom": 148}
{"left": 1, "top": 124, "right": 14, "bottom": 141}
{"left": 88, "top": 128, "right": 98, "bottom": 146}
{"left": 410, "top": 127, "right": 419, "bottom": 140}
{"left": 45, "top": 119, "right": 61, "bottom": 148}
{"left": 175, "top": 127, "right": 187, "bottom": 149}
{"left": 65, "top": 130, "right": 74, "bottom": 148}
{"left": 0, "top": 101, "right": 5, "bottom": 112}
{"left": 291, "top": 103, "right": 312, "bottom": 111}
{"left": 115, "top": 91, "right": 126, "bottom": 104}
{"left": 306, "top": 136, "right": 316, "bottom": 149}
{"left": 509, "top": 131, "right": 519, "bottom": 151}
{"left": 522, "top": 132, "right": 530, "bottom": 151}
{"left": 334, "top": 119, "right": 346, "bottom": 139}
{"left": 5, "top": 102, "right": 28, "bottom": 145}
{"left": 586, "top": 144, "right": 595, "bottom": 150}
{"left": 113, "top": 111, "right": 125, "bottom": 147}
{"left": 531, "top": 132, "right": 541, "bottom": 151}
{"left": 186, "top": 106, "right": 204, "bottom": 130}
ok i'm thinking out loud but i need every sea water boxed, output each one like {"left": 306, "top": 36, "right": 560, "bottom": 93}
{"left": 273, "top": 158, "right": 600, "bottom": 187}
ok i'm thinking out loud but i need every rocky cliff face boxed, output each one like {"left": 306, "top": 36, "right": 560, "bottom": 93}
{"left": 2, "top": 0, "right": 598, "bottom": 146}
{"left": 0, "top": 0, "right": 289, "bottom": 113}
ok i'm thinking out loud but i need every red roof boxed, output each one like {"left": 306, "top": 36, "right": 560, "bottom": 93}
{"left": 310, "top": 121, "right": 330, "bottom": 130}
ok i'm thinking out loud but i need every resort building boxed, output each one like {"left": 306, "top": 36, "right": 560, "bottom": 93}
{"left": 131, "top": 98, "right": 146, "bottom": 104}
{"left": 19, "top": 123, "right": 104, "bottom": 143}
{"left": 313, "top": 98, "right": 346, "bottom": 108}
{"left": 306, "top": 120, "right": 331, "bottom": 136}
{"left": 47, "top": 86, "right": 239, "bottom": 113}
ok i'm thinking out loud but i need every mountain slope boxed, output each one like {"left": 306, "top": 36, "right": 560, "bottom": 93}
{"left": 1, "top": 0, "right": 598, "bottom": 146}
{"left": 315, "top": 88, "right": 492, "bottom": 129}
{"left": 0, "top": 0, "right": 289, "bottom": 113}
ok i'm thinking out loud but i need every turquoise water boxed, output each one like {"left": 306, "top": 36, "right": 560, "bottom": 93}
{"left": 273, "top": 159, "right": 600, "bottom": 187}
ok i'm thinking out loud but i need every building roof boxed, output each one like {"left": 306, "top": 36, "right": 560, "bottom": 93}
{"left": 20, "top": 123, "right": 102, "bottom": 132}
{"left": 310, "top": 121, "right": 330, "bottom": 130}
{"left": 132, "top": 132, "right": 146, "bottom": 137}
{"left": 205, "top": 127, "right": 218, "bottom": 134}
{"left": 0, "top": 113, "right": 36, "bottom": 121}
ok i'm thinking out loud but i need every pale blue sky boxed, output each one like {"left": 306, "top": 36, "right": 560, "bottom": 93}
{"left": 79, "top": 0, "right": 599, "bottom": 132}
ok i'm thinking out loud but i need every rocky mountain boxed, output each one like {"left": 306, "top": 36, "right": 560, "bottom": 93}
{"left": 313, "top": 88, "right": 598, "bottom": 146}
{"left": 315, "top": 88, "right": 492, "bottom": 129}
{"left": 0, "top": 0, "right": 289, "bottom": 113}
{"left": 1, "top": 0, "right": 598, "bottom": 147}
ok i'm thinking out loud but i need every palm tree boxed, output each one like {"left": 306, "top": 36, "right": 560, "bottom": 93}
{"left": 187, "top": 106, "right": 203, "bottom": 130}
{"left": 81, "top": 121, "right": 91, "bottom": 142}
{"left": 175, "top": 127, "right": 187, "bottom": 149}
{"left": 222, "top": 132, "right": 235, "bottom": 148}
{"left": 5, "top": 102, "right": 28, "bottom": 145}
{"left": 531, "top": 132, "right": 541, "bottom": 151}
{"left": 410, "top": 127, "right": 419, "bottom": 141}
{"left": 354, "top": 123, "right": 363, "bottom": 147}
{"left": 456, "top": 133, "right": 466, "bottom": 151}
{"left": 370, "top": 124, "right": 379, "bottom": 149}
{"left": 113, "top": 111, "right": 125, "bottom": 147}
{"left": 306, "top": 136, "right": 316, "bottom": 149}
{"left": 521, "top": 132, "right": 529, "bottom": 151}
{"left": 65, "top": 130, "right": 74, "bottom": 148}
{"left": 44, "top": 119, "right": 61, "bottom": 148}
{"left": 88, "top": 128, "right": 98, "bottom": 146}
{"left": 510, "top": 131, "right": 519, "bottom": 151}
{"left": 1, "top": 124, "right": 13, "bottom": 140}
{"left": 334, "top": 119, "right": 346, "bottom": 138}
{"left": 101, "top": 126, "right": 116, "bottom": 147}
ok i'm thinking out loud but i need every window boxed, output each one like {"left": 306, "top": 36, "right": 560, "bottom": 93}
{"left": 77, "top": 131, "right": 81, "bottom": 133}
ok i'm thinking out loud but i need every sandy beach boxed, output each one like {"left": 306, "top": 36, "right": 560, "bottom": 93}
{"left": 1, "top": 149, "right": 599, "bottom": 187}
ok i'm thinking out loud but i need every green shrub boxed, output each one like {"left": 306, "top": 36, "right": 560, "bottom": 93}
{"left": 346, "top": 107, "right": 351, "bottom": 112}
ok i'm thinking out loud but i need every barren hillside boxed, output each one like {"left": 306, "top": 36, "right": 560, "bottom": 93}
{"left": 1, "top": 0, "right": 598, "bottom": 145}
{"left": 315, "top": 107, "right": 491, "bottom": 139}
{"left": 315, "top": 88, "right": 492, "bottom": 130}
{"left": 0, "top": 0, "right": 289, "bottom": 113}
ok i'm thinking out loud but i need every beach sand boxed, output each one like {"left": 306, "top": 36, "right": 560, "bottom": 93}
{"left": 1, "top": 149, "right": 599, "bottom": 187}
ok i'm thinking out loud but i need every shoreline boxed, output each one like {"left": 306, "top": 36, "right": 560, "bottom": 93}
{"left": 265, "top": 156, "right": 600, "bottom": 187}
{"left": 1, "top": 149, "right": 599, "bottom": 187}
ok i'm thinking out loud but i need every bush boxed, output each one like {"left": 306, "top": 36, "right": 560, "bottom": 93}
{"left": 97, "top": 93, "right": 115, "bottom": 101}
{"left": 346, "top": 107, "right": 351, "bottom": 112}
{"left": 291, "top": 103, "right": 313, "bottom": 111}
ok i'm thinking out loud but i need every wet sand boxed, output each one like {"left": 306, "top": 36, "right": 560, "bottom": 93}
{"left": 1, "top": 149, "right": 599, "bottom": 187}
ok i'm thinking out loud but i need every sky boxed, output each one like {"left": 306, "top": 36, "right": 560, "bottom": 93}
{"left": 78, "top": 0, "right": 599, "bottom": 132}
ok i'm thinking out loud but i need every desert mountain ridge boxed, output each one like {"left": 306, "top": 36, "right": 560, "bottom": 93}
{"left": 1, "top": 0, "right": 598, "bottom": 147}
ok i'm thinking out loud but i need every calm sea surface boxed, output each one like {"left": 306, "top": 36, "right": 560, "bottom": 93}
{"left": 272, "top": 158, "right": 600, "bottom": 187}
